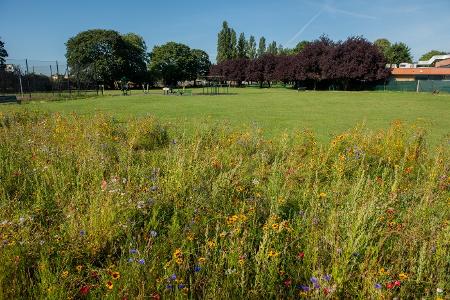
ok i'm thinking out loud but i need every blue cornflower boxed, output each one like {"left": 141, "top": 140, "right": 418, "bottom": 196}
{"left": 166, "top": 284, "right": 173, "bottom": 290}
{"left": 178, "top": 284, "right": 185, "bottom": 289}
{"left": 323, "top": 274, "right": 332, "bottom": 281}
{"left": 138, "top": 258, "right": 145, "bottom": 265}
{"left": 314, "top": 283, "right": 321, "bottom": 289}
{"left": 79, "top": 230, "right": 86, "bottom": 236}
{"left": 375, "top": 283, "right": 382, "bottom": 289}
{"left": 194, "top": 266, "right": 201, "bottom": 272}
{"left": 129, "top": 249, "right": 137, "bottom": 254}
{"left": 170, "top": 274, "right": 176, "bottom": 281}
{"left": 298, "top": 285, "right": 310, "bottom": 292}
{"left": 310, "top": 277, "right": 318, "bottom": 284}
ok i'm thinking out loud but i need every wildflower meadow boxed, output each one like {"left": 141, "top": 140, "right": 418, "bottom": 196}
{"left": 0, "top": 111, "right": 448, "bottom": 299}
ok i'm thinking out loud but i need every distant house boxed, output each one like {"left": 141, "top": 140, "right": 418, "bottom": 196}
{"left": 391, "top": 54, "right": 450, "bottom": 81}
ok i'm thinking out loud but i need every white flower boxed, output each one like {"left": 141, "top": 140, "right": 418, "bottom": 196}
{"left": 437, "top": 288, "right": 443, "bottom": 294}
{"left": 252, "top": 178, "right": 260, "bottom": 186}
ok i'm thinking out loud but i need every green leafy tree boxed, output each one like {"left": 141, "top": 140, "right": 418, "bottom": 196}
{"left": 191, "top": 49, "right": 211, "bottom": 82}
{"left": 122, "top": 33, "right": 148, "bottom": 83}
{"left": 258, "top": 37, "right": 266, "bottom": 57}
{"left": 237, "top": 33, "right": 247, "bottom": 58}
{"left": 66, "top": 29, "right": 147, "bottom": 87}
{"left": 293, "top": 40, "right": 310, "bottom": 54}
{"left": 419, "top": 50, "right": 447, "bottom": 62}
{"left": 149, "top": 42, "right": 196, "bottom": 86}
{"left": 217, "top": 21, "right": 236, "bottom": 63}
{"left": 247, "top": 35, "right": 257, "bottom": 59}
{"left": 267, "top": 41, "right": 278, "bottom": 55}
{"left": 231, "top": 29, "right": 237, "bottom": 59}
{"left": 374, "top": 38, "right": 391, "bottom": 61}
{"left": 0, "top": 37, "right": 7, "bottom": 69}
{"left": 387, "top": 42, "right": 413, "bottom": 65}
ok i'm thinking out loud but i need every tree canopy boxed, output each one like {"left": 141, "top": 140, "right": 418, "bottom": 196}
{"left": 149, "top": 42, "right": 211, "bottom": 86}
{"left": 0, "top": 37, "right": 9, "bottom": 68}
{"left": 211, "top": 35, "right": 389, "bottom": 90}
{"left": 419, "top": 50, "right": 447, "bottom": 62}
{"left": 65, "top": 29, "right": 148, "bottom": 86}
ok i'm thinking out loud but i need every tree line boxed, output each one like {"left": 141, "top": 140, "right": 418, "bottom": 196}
{"left": 217, "top": 21, "right": 310, "bottom": 63}
{"left": 212, "top": 36, "right": 390, "bottom": 90}
{"left": 65, "top": 29, "right": 211, "bottom": 88}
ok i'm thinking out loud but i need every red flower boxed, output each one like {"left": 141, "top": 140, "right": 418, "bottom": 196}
{"left": 79, "top": 285, "right": 90, "bottom": 296}
{"left": 284, "top": 279, "right": 292, "bottom": 287}
{"left": 394, "top": 280, "right": 401, "bottom": 287}
{"left": 386, "top": 282, "right": 394, "bottom": 289}
{"left": 297, "top": 252, "right": 305, "bottom": 259}
{"left": 150, "top": 293, "right": 161, "bottom": 300}
{"left": 323, "top": 287, "right": 330, "bottom": 295}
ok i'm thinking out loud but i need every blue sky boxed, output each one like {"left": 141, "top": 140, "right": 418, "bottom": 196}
{"left": 1, "top": 0, "right": 449, "bottom": 62}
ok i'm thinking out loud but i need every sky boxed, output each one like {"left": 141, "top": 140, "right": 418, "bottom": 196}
{"left": 1, "top": 0, "right": 449, "bottom": 63}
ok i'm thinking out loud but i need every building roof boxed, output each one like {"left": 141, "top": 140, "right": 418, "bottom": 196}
{"left": 391, "top": 68, "right": 450, "bottom": 76}
{"left": 435, "top": 58, "right": 450, "bottom": 68}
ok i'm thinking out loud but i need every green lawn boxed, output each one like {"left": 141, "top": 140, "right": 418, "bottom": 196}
{"left": 2, "top": 88, "right": 449, "bottom": 143}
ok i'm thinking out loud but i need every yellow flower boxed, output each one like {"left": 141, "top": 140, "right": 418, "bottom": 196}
{"left": 319, "top": 192, "right": 327, "bottom": 198}
{"left": 207, "top": 240, "right": 216, "bottom": 249}
{"left": 61, "top": 271, "right": 69, "bottom": 278}
{"left": 267, "top": 250, "right": 279, "bottom": 258}
{"left": 219, "top": 232, "right": 227, "bottom": 238}
{"left": 176, "top": 258, "right": 183, "bottom": 265}
{"left": 111, "top": 271, "right": 120, "bottom": 280}
{"left": 399, "top": 273, "right": 408, "bottom": 280}
{"left": 173, "top": 248, "right": 182, "bottom": 259}
{"left": 105, "top": 281, "right": 113, "bottom": 290}
{"left": 187, "top": 233, "right": 194, "bottom": 241}
{"left": 379, "top": 268, "right": 389, "bottom": 276}
{"left": 198, "top": 257, "right": 206, "bottom": 264}
{"left": 76, "top": 265, "right": 83, "bottom": 272}
{"left": 271, "top": 223, "right": 280, "bottom": 230}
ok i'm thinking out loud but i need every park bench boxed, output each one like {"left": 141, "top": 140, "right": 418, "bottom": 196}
{"left": 0, "top": 96, "right": 19, "bottom": 104}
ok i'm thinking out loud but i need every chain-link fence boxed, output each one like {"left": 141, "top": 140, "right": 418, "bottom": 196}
{"left": 375, "top": 79, "right": 450, "bottom": 93}
{"left": 0, "top": 59, "right": 103, "bottom": 101}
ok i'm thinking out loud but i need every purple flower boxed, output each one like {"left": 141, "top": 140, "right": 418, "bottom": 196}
{"left": 375, "top": 283, "right": 382, "bottom": 289}
{"left": 129, "top": 249, "right": 137, "bottom": 254}
{"left": 166, "top": 284, "right": 173, "bottom": 290}
{"left": 138, "top": 259, "right": 145, "bottom": 265}
{"left": 194, "top": 266, "right": 201, "bottom": 272}
{"left": 323, "top": 274, "right": 331, "bottom": 281}
{"left": 297, "top": 285, "right": 310, "bottom": 292}
{"left": 314, "top": 283, "right": 321, "bottom": 289}
{"left": 178, "top": 284, "right": 185, "bottom": 289}
{"left": 170, "top": 274, "right": 176, "bottom": 281}
{"left": 310, "top": 277, "right": 318, "bottom": 284}
{"left": 79, "top": 230, "right": 86, "bottom": 236}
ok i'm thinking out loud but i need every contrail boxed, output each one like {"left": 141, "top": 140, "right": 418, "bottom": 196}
{"left": 285, "top": 9, "right": 323, "bottom": 47}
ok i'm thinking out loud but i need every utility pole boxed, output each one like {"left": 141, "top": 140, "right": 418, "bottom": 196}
{"left": 25, "top": 59, "right": 31, "bottom": 99}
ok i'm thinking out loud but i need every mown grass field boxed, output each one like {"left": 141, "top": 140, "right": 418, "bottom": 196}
{"left": 1, "top": 88, "right": 450, "bottom": 143}
{"left": 0, "top": 90, "right": 449, "bottom": 299}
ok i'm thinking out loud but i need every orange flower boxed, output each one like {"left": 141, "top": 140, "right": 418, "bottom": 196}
{"left": 106, "top": 281, "right": 113, "bottom": 290}
{"left": 111, "top": 271, "right": 120, "bottom": 280}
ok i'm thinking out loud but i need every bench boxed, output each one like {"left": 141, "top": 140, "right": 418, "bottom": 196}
{"left": 0, "top": 96, "right": 19, "bottom": 104}
{"left": 297, "top": 87, "right": 307, "bottom": 92}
